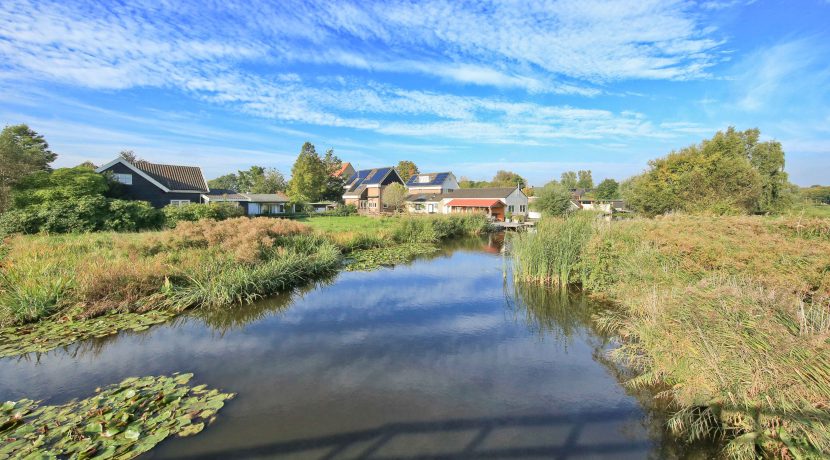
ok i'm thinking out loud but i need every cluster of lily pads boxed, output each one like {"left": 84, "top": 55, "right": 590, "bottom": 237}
{"left": 0, "top": 373, "right": 234, "bottom": 459}
{"left": 0, "top": 310, "right": 176, "bottom": 358}
{"left": 345, "top": 244, "right": 439, "bottom": 271}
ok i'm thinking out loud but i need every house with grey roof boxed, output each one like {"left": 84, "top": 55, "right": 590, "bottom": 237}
{"left": 342, "top": 167, "right": 405, "bottom": 213}
{"left": 201, "top": 190, "right": 295, "bottom": 215}
{"left": 404, "top": 186, "right": 528, "bottom": 221}
{"left": 96, "top": 157, "right": 209, "bottom": 208}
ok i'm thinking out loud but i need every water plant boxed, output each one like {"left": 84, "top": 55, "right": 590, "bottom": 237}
{"left": 0, "top": 373, "right": 234, "bottom": 458}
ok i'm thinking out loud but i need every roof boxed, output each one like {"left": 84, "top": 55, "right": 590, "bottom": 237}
{"left": 133, "top": 160, "right": 208, "bottom": 192}
{"left": 201, "top": 191, "right": 290, "bottom": 202}
{"left": 332, "top": 162, "right": 353, "bottom": 177}
{"left": 445, "top": 187, "right": 517, "bottom": 199}
{"left": 446, "top": 199, "right": 504, "bottom": 207}
{"left": 203, "top": 189, "right": 248, "bottom": 201}
{"left": 406, "top": 172, "right": 451, "bottom": 187}
{"left": 406, "top": 193, "right": 443, "bottom": 202}
{"left": 245, "top": 193, "right": 290, "bottom": 202}
{"left": 344, "top": 167, "right": 401, "bottom": 194}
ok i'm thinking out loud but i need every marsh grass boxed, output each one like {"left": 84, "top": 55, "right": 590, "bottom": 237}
{"left": 510, "top": 213, "right": 597, "bottom": 287}
{"left": 511, "top": 213, "right": 830, "bottom": 458}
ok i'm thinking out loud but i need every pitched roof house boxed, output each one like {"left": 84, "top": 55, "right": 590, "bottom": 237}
{"left": 332, "top": 162, "right": 356, "bottom": 179}
{"left": 342, "top": 167, "right": 405, "bottom": 213}
{"left": 96, "top": 158, "right": 209, "bottom": 208}
{"left": 405, "top": 186, "right": 528, "bottom": 221}
{"left": 405, "top": 172, "right": 459, "bottom": 194}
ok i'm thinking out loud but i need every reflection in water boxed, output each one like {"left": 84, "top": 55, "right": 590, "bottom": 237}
{"left": 0, "top": 238, "right": 707, "bottom": 459}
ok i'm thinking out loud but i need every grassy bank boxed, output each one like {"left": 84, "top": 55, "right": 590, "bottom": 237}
{"left": 510, "top": 214, "right": 830, "bottom": 457}
{"left": 0, "top": 214, "right": 490, "bottom": 356}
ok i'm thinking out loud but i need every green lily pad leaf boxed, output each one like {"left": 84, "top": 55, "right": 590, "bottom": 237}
{"left": 124, "top": 428, "right": 141, "bottom": 441}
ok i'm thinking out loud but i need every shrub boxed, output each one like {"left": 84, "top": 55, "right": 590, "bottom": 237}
{"left": 164, "top": 217, "right": 310, "bottom": 263}
{"left": 162, "top": 202, "right": 244, "bottom": 227}
{"left": 104, "top": 200, "right": 164, "bottom": 232}
{"left": 0, "top": 197, "right": 162, "bottom": 235}
{"left": 322, "top": 204, "right": 357, "bottom": 216}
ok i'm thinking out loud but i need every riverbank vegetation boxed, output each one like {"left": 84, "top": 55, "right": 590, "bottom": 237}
{"left": 511, "top": 214, "right": 830, "bottom": 457}
{"left": 0, "top": 213, "right": 490, "bottom": 356}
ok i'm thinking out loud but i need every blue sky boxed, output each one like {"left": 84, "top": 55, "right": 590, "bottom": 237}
{"left": 1, "top": 0, "right": 828, "bottom": 186}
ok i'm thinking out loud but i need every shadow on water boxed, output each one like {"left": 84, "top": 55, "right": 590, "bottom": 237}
{"left": 174, "top": 410, "right": 651, "bottom": 460}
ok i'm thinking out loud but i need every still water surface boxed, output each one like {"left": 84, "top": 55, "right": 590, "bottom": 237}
{"left": 0, "top": 238, "right": 705, "bottom": 459}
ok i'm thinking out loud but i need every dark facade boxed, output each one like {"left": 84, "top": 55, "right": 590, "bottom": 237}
{"left": 102, "top": 162, "right": 204, "bottom": 208}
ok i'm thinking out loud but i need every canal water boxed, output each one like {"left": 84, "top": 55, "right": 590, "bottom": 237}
{"left": 0, "top": 237, "right": 708, "bottom": 459}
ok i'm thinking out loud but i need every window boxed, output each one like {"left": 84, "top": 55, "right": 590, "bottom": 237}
{"left": 428, "top": 204, "right": 435, "bottom": 213}
{"left": 113, "top": 173, "right": 132, "bottom": 185}
{"left": 520, "top": 205, "right": 526, "bottom": 212}
{"left": 446, "top": 188, "right": 454, "bottom": 192}
{"left": 418, "top": 175, "right": 431, "bottom": 183}
{"left": 170, "top": 200, "right": 191, "bottom": 206}
{"left": 508, "top": 205, "right": 514, "bottom": 212}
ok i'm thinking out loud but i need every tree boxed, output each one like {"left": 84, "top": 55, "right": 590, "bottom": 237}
{"left": 12, "top": 167, "right": 109, "bottom": 209}
{"left": 622, "top": 128, "right": 771, "bottom": 216}
{"left": 208, "top": 173, "right": 240, "bottom": 192}
{"left": 382, "top": 182, "right": 408, "bottom": 212}
{"left": 560, "top": 171, "right": 578, "bottom": 189}
{"left": 802, "top": 186, "right": 830, "bottom": 204}
{"left": 0, "top": 124, "right": 57, "bottom": 212}
{"left": 119, "top": 149, "right": 140, "bottom": 163}
{"left": 491, "top": 170, "right": 525, "bottom": 188}
{"left": 208, "top": 167, "right": 287, "bottom": 194}
{"left": 252, "top": 168, "right": 287, "bottom": 194}
{"left": 322, "top": 149, "right": 346, "bottom": 201}
{"left": 458, "top": 176, "right": 490, "bottom": 188}
{"left": 577, "top": 170, "right": 593, "bottom": 189}
{"left": 534, "top": 182, "right": 573, "bottom": 216}
{"left": 748, "top": 138, "right": 792, "bottom": 213}
{"left": 593, "top": 179, "right": 619, "bottom": 200}
{"left": 287, "top": 142, "right": 328, "bottom": 203}
{"left": 396, "top": 161, "right": 419, "bottom": 182}
{"left": 77, "top": 161, "right": 98, "bottom": 169}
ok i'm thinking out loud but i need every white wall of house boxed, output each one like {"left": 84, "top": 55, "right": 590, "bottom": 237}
{"left": 503, "top": 188, "right": 529, "bottom": 215}
{"left": 407, "top": 173, "right": 459, "bottom": 194}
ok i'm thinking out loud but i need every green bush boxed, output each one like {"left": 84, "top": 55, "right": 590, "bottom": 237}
{"left": 0, "top": 197, "right": 163, "bottom": 235}
{"left": 322, "top": 204, "right": 357, "bottom": 216}
{"left": 162, "top": 202, "right": 245, "bottom": 227}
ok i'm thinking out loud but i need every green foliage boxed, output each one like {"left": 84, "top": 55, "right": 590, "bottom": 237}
{"left": 457, "top": 177, "right": 491, "bottom": 188}
{"left": 12, "top": 166, "right": 110, "bottom": 208}
{"left": 322, "top": 149, "right": 346, "bottom": 201}
{"left": 207, "top": 166, "right": 286, "bottom": 194}
{"left": 577, "top": 170, "right": 593, "bottom": 189}
{"left": 162, "top": 202, "right": 244, "bottom": 227}
{"left": 0, "top": 196, "right": 163, "bottom": 235}
{"left": 287, "top": 142, "right": 328, "bottom": 203}
{"left": 322, "top": 204, "right": 357, "bottom": 216}
{"left": 594, "top": 178, "right": 619, "bottom": 200}
{"left": 382, "top": 182, "right": 408, "bottom": 211}
{"left": 0, "top": 374, "right": 233, "bottom": 458}
{"left": 492, "top": 170, "right": 526, "bottom": 188}
{"left": 0, "top": 124, "right": 57, "bottom": 211}
{"left": 560, "top": 171, "right": 578, "bottom": 189}
{"left": 395, "top": 160, "right": 419, "bottom": 182}
{"left": 622, "top": 127, "right": 792, "bottom": 216}
{"left": 534, "top": 182, "right": 573, "bottom": 216}
{"left": 801, "top": 185, "right": 830, "bottom": 204}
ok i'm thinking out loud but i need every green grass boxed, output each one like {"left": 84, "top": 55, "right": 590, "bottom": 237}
{"left": 786, "top": 203, "right": 830, "bottom": 219}
{"left": 510, "top": 214, "right": 830, "bottom": 458}
{"left": 296, "top": 215, "right": 397, "bottom": 233}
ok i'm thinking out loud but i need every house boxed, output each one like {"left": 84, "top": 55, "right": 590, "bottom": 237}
{"left": 96, "top": 157, "right": 209, "bottom": 208}
{"left": 332, "top": 162, "right": 356, "bottom": 179}
{"left": 405, "top": 172, "right": 459, "bottom": 194}
{"left": 309, "top": 201, "right": 338, "bottom": 213}
{"left": 403, "top": 186, "right": 529, "bottom": 221}
{"left": 201, "top": 190, "right": 295, "bottom": 215}
{"left": 442, "top": 187, "right": 528, "bottom": 221}
{"left": 342, "top": 167, "right": 405, "bottom": 213}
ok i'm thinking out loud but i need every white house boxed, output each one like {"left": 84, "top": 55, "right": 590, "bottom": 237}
{"left": 404, "top": 185, "right": 529, "bottom": 221}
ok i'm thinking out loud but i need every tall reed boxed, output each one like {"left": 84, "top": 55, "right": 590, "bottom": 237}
{"left": 510, "top": 213, "right": 596, "bottom": 287}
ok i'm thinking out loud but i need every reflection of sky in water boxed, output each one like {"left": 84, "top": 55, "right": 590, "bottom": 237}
{"left": 0, "top": 246, "right": 673, "bottom": 459}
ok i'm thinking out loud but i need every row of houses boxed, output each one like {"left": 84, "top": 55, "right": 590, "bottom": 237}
{"left": 95, "top": 157, "right": 531, "bottom": 221}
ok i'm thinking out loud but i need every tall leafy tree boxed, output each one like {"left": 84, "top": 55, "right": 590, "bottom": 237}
{"left": 322, "top": 149, "right": 346, "bottom": 201}
{"left": 748, "top": 138, "right": 792, "bottom": 213}
{"left": 593, "top": 179, "right": 619, "bottom": 200}
{"left": 0, "top": 124, "right": 57, "bottom": 212}
{"left": 119, "top": 149, "right": 140, "bottom": 163}
{"left": 560, "top": 171, "right": 578, "bottom": 189}
{"left": 535, "top": 181, "right": 572, "bottom": 216}
{"left": 287, "top": 142, "right": 327, "bottom": 203}
{"left": 12, "top": 167, "right": 110, "bottom": 209}
{"left": 492, "top": 170, "right": 525, "bottom": 188}
{"left": 208, "top": 167, "right": 286, "bottom": 193}
{"left": 577, "top": 170, "right": 594, "bottom": 189}
{"left": 395, "top": 160, "right": 419, "bottom": 182}
{"left": 208, "top": 173, "right": 241, "bottom": 192}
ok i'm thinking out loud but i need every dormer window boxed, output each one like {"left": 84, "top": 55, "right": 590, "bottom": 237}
{"left": 113, "top": 173, "right": 132, "bottom": 185}
{"left": 418, "top": 175, "right": 430, "bottom": 183}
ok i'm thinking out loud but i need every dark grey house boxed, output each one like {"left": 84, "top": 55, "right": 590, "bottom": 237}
{"left": 201, "top": 190, "right": 296, "bottom": 215}
{"left": 96, "top": 158, "right": 209, "bottom": 208}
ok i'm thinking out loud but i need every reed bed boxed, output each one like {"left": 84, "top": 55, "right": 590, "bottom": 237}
{"left": 510, "top": 213, "right": 830, "bottom": 458}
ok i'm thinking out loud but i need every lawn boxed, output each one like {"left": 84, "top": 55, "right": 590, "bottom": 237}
{"left": 296, "top": 215, "right": 399, "bottom": 233}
